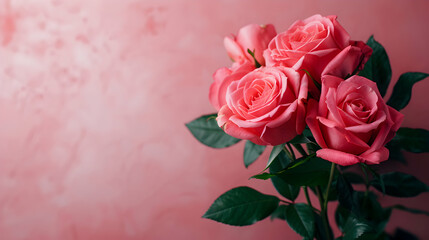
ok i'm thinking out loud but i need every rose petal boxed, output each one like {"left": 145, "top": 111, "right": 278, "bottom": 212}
{"left": 316, "top": 149, "right": 361, "bottom": 166}
{"left": 224, "top": 36, "right": 246, "bottom": 63}
{"left": 236, "top": 24, "right": 277, "bottom": 65}
{"left": 306, "top": 99, "right": 328, "bottom": 148}
{"left": 359, "top": 147, "right": 389, "bottom": 165}
{"left": 318, "top": 117, "right": 370, "bottom": 154}
{"left": 260, "top": 111, "right": 298, "bottom": 145}
{"left": 217, "top": 105, "right": 257, "bottom": 140}
{"left": 327, "top": 15, "right": 350, "bottom": 48}
{"left": 345, "top": 112, "right": 386, "bottom": 133}
{"left": 383, "top": 106, "right": 404, "bottom": 145}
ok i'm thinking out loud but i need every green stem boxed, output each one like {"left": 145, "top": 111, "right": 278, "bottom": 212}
{"left": 360, "top": 163, "right": 370, "bottom": 190}
{"left": 317, "top": 163, "right": 336, "bottom": 240}
{"left": 323, "top": 163, "right": 336, "bottom": 211}
{"left": 304, "top": 186, "right": 313, "bottom": 209}
{"left": 316, "top": 186, "right": 332, "bottom": 240}
{"left": 360, "top": 164, "right": 370, "bottom": 208}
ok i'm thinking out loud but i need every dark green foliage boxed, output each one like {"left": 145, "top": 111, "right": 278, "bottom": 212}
{"left": 186, "top": 114, "right": 241, "bottom": 148}
{"left": 203, "top": 187, "right": 279, "bottom": 226}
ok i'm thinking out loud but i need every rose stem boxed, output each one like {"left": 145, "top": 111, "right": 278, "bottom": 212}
{"left": 360, "top": 163, "right": 370, "bottom": 208}
{"left": 316, "top": 186, "right": 332, "bottom": 240}
{"left": 323, "top": 162, "right": 336, "bottom": 211}
{"left": 303, "top": 186, "right": 313, "bottom": 209}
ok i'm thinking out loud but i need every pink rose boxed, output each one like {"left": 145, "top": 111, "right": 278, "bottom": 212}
{"left": 321, "top": 40, "right": 372, "bottom": 78}
{"left": 209, "top": 62, "right": 255, "bottom": 111}
{"left": 263, "top": 15, "right": 371, "bottom": 90}
{"left": 224, "top": 24, "right": 277, "bottom": 66}
{"left": 217, "top": 67, "right": 308, "bottom": 146}
{"left": 306, "top": 75, "right": 404, "bottom": 166}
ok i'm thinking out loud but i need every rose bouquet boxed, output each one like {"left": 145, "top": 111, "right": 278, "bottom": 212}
{"left": 186, "top": 14, "right": 429, "bottom": 240}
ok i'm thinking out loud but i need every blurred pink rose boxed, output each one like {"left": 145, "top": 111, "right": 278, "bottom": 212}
{"left": 306, "top": 75, "right": 404, "bottom": 166}
{"left": 224, "top": 24, "right": 277, "bottom": 66}
{"left": 217, "top": 67, "right": 308, "bottom": 146}
{"left": 263, "top": 15, "right": 371, "bottom": 92}
{"left": 209, "top": 62, "right": 255, "bottom": 110}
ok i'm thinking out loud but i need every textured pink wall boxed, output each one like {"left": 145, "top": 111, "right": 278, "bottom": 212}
{"left": 0, "top": 0, "right": 428, "bottom": 239}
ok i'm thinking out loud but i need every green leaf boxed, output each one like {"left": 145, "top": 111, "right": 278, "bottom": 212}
{"left": 186, "top": 114, "right": 241, "bottom": 148}
{"left": 343, "top": 216, "right": 375, "bottom": 240}
{"left": 265, "top": 144, "right": 286, "bottom": 170}
{"left": 392, "top": 127, "right": 429, "bottom": 153}
{"left": 392, "top": 228, "right": 418, "bottom": 240}
{"left": 358, "top": 36, "right": 392, "bottom": 97}
{"left": 302, "top": 127, "right": 315, "bottom": 139}
{"left": 277, "top": 156, "right": 333, "bottom": 186}
{"left": 251, "top": 150, "right": 294, "bottom": 180}
{"left": 390, "top": 204, "right": 429, "bottom": 216}
{"left": 343, "top": 172, "right": 365, "bottom": 185}
{"left": 386, "top": 141, "right": 407, "bottom": 164}
{"left": 372, "top": 172, "right": 429, "bottom": 197}
{"left": 337, "top": 174, "right": 358, "bottom": 213}
{"left": 370, "top": 209, "right": 392, "bottom": 236}
{"left": 371, "top": 232, "right": 392, "bottom": 240}
{"left": 306, "top": 142, "right": 321, "bottom": 154}
{"left": 338, "top": 191, "right": 391, "bottom": 238}
{"left": 243, "top": 141, "right": 266, "bottom": 168}
{"left": 250, "top": 172, "right": 276, "bottom": 180}
{"left": 289, "top": 134, "right": 311, "bottom": 144}
{"left": 315, "top": 212, "right": 334, "bottom": 240}
{"left": 354, "top": 191, "right": 392, "bottom": 233}
{"left": 311, "top": 178, "right": 338, "bottom": 202}
{"left": 387, "top": 72, "right": 429, "bottom": 111}
{"left": 247, "top": 49, "right": 261, "bottom": 68}
{"left": 285, "top": 203, "right": 315, "bottom": 238}
{"left": 270, "top": 205, "right": 287, "bottom": 220}
{"left": 202, "top": 186, "right": 279, "bottom": 226}
{"left": 292, "top": 143, "right": 309, "bottom": 157}
{"left": 270, "top": 151, "right": 300, "bottom": 201}
{"left": 362, "top": 164, "right": 385, "bottom": 195}
{"left": 335, "top": 205, "right": 351, "bottom": 232}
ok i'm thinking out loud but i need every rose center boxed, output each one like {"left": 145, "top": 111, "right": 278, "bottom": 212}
{"left": 244, "top": 79, "right": 276, "bottom": 109}
{"left": 350, "top": 100, "right": 365, "bottom": 111}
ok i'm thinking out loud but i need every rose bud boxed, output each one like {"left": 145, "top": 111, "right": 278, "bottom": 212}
{"left": 224, "top": 24, "right": 277, "bottom": 66}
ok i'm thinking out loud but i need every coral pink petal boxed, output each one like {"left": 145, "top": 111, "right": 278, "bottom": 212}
{"left": 306, "top": 99, "right": 328, "bottom": 148}
{"left": 316, "top": 149, "right": 361, "bottom": 166}
{"left": 321, "top": 45, "right": 362, "bottom": 78}
{"left": 224, "top": 36, "right": 245, "bottom": 62}
{"left": 360, "top": 147, "right": 389, "bottom": 165}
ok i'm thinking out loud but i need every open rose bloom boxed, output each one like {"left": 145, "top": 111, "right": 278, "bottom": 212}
{"left": 217, "top": 67, "right": 308, "bottom": 146}
{"left": 264, "top": 15, "right": 372, "bottom": 97}
{"left": 207, "top": 14, "right": 404, "bottom": 160}
{"left": 188, "top": 13, "right": 429, "bottom": 238}
{"left": 209, "top": 62, "right": 255, "bottom": 111}
{"left": 306, "top": 76, "right": 403, "bottom": 166}
{"left": 209, "top": 14, "right": 385, "bottom": 152}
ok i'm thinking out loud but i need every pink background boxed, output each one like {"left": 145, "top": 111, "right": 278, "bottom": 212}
{"left": 1, "top": 0, "right": 429, "bottom": 239}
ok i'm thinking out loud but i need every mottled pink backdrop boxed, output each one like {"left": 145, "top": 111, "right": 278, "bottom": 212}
{"left": 0, "top": 0, "right": 428, "bottom": 239}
